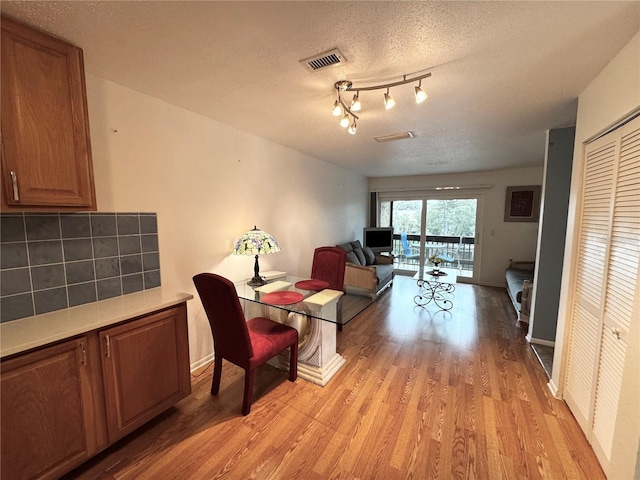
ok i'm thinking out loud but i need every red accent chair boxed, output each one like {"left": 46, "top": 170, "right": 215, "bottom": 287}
{"left": 310, "top": 246, "right": 346, "bottom": 329}
{"left": 193, "top": 273, "right": 299, "bottom": 415}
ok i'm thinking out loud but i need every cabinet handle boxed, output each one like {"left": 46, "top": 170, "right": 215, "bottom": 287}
{"left": 10, "top": 171, "right": 19, "bottom": 201}
{"left": 105, "top": 334, "right": 111, "bottom": 358}
{"left": 80, "top": 341, "right": 87, "bottom": 366}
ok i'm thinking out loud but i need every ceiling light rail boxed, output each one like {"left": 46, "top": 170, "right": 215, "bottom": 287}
{"left": 331, "top": 72, "right": 432, "bottom": 135}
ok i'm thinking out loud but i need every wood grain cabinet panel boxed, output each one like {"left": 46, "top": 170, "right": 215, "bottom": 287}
{"left": 0, "top": 338, "right": 95, "bottom": 480}
{"left": 0, "top": 303, "right": 190, "bottom": 479}
{"left": 100, "top": 305, "right": 191, "bottom": 442}
{"left": 1, "top": 16, "right": 96, "bottom": 211}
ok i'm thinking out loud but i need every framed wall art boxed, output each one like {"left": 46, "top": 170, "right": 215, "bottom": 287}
{"left": 504, "top": 185, "right": 541, "bottom": 222}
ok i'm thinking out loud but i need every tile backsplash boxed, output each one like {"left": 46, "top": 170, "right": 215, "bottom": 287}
{"left": 1, "top": 213, "right": 161, "bottom": 322}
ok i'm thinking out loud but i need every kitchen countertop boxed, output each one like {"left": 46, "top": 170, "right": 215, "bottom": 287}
{"left": 1, "top": 287, "right": 193, "bottom": 359}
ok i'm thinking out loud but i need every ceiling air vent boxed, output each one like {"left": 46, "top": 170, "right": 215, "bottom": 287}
{"left": 300, "top": 48, "right": 346, "bottom": 72}
{"left": 374, "top": 132, "right": 416, "bottom": 143}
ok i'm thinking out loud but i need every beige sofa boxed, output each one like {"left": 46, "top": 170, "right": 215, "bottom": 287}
{"left": 337, "top": 241, "right": 395, "bottom": 299}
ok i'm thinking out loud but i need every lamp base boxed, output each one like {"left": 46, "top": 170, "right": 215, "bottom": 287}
{"left": 247, "top": 276, "right": 266, "bottom": 287}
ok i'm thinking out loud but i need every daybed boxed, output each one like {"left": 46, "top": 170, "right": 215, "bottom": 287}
{"left": 337, "top": 240, "right": 394, "bottom": 299}
{"left": 505, "top": 259, "right": 535, "bottom": 324}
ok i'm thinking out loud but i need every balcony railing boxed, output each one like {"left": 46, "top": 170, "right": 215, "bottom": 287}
{"left": 392, "top": 234, "right": 475, "bottom": 273}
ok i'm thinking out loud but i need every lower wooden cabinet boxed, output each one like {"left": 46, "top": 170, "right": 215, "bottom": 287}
{"left": 100, "top": 306, "right": 191, "bottom": 442}
{"left": 0, "top": 303, "right": 190, "bottom": 480}
{"left": 1, "top": 338, "right": 96, "bottom": 480}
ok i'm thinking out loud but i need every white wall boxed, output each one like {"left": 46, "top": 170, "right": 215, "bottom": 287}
{"left": 552, "top": 31, "right": 640, "bottom": 479}
{"left": 369, "top": 167, "right": 544, "bottom": 286}
{"left": 85, "top": 74, "right": 368, "bottom": 366}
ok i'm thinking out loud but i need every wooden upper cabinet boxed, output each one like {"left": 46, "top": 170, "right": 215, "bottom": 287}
{"left": 1, "top": 16, "right": 96, "bottom": 211}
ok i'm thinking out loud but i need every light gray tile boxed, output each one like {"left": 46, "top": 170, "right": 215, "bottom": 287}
{"left": 97, "top": 278, "right": 121, "bottom": 300}
{"left": 93, "top": 237, "right": 119, "bottom": 258}
{"left": 61, "top": 214, "right": 91, "bottom": 238}
{"left": 26, "top": 215, "right": 61, "bottom": 240}
{"left": 34, "top": 287, "right": 68, "bottom": 315}
{"left": 1, "top": 268, "right": 31, "bottom": 296}
{"left": 141, "top": 234, "right": 158, "bottom": 253}
{"left": 140, "top": 214, "right": 158, "bottom": 234}
{"left": 120, "top": 254, "right": 142, "bottom": 275}
{"left": 122, "top": 273, "right": 143, "bottom": 294}
{"left": 143, "top": 252, "right": 160, "bottom": 271}
{"left": 117, "top": 215, "right": 140, "bottom": 235}
{"left": 119, "top": 235, "right": 141, "bottom": 255}
{"left": 91, "top": 214, "right": 117, "bottom": 237}
{"left": 144, "top": 270, "right": 161, "bottom": 289}
{"left": 31, "top": 264, "right": 65, "bottom": 290}
{"left": 1, "top": 293, "right": 34, "bottom": 322}
{"left": 63, "top": 238, "right": 93, "bottom": 261}
{"left": 68, "top": 282, "right": 97, "bottom": 307}
{"left": 1, "top": 215, "right": 25, "bottom": 243}
{"left": 1, "top": 243, "right": 28, "bottom": 269}
{"left": 28, "top": 241, "right": 63, "bottom": 265}
{"left": 95, "top": 257, "right": 120, "bottom": 279}
{"left": 65, "top": 260, "right": 95, "bottom": 285}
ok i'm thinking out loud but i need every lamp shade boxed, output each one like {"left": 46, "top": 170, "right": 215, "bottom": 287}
{"left": 233, "top": 226, "right": 280, "bottom": 255}
{"left": 233, "top": 226, "right": 280, "bottom": 286}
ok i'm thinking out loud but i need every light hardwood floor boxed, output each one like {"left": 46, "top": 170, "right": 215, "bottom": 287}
{"left": 64, "top": 275, "right": 604, "bottom": 479}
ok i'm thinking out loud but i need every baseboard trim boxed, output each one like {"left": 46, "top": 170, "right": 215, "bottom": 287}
{"left": 191, "top": 353, "right": 214, "bottom": 373}
{"left": 527, "top": 336, "right": 555, "bottom": 347}
{"left": 547, "top": 378, "right": 559, "bottom": 397}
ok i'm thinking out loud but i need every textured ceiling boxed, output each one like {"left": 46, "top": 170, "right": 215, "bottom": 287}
{"left": 2, "top": 1, "right": 639, "bottom": 177}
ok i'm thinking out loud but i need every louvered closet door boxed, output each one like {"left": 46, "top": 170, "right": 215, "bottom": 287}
{"left": 564, "top": 114, "right": 640, "bottom": 468}
{"left": 591, "top": 116, "right": 640, "bottom": 462}
{"left": 564, "top": 129, "right": 618, "bottom": 431}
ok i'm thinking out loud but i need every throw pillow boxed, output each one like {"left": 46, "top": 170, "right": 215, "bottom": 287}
{"left": 345, "top": 250, "right": 361, "bottom": 265}
{"left": 350, "top": 240, "right": 364, "bottom": 251}
{"left": 362, "top": 246, "right": 376, "bottom": 265}
{"left": 337, "top": 242, "right": 354, "bottom": 253}
{"left": 352, "top": 247, "right": 366, "bottom": 266}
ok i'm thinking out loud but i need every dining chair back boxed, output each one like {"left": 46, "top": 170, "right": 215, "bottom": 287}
{"left": 193, "top": 272, "right": 298, "bottom": 415}
{"left": 310, "top": 246, "right": 347, "bottom": 291}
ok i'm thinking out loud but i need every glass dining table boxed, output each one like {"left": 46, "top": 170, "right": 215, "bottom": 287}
{"left": 234, "top": 275, "right": 346, "bottom": 386}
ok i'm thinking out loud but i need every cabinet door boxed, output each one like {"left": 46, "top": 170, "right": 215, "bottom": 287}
{"left": 1, "top": 16, "right": 96, "bottom": 210}
{"left": 100, "top": 305, "right": 191, "bottom": 442}
{"left": 0, "top": 338, "right": 94, "bottom": 480}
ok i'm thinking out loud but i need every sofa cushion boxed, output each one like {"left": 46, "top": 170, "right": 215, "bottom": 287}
{"left": 375, "top": 263, "right": 394, "bottom": 288}
{"left": 362, "top": 246, "right": 376, "bottom": 265}
{"left": 345, "top": 250, "right": 361, "bottom": 265}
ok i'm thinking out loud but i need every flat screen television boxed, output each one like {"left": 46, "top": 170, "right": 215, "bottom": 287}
{"left": 363, "top": 227, "right": 394, "bottom": 254}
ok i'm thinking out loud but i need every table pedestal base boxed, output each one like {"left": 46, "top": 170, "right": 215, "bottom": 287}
{"left": 245, "top": 289, "right": 345, "bottom": 386}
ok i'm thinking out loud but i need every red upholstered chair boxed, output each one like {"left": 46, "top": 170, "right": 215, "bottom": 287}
{"left": 193, "top": 273, "right": 299, "bottom": 415}
{"left": 310, "top": 246, "right": 346, "bottom": 329}
{"left": 311, "top": 246, "right": 347, "bottom": 291}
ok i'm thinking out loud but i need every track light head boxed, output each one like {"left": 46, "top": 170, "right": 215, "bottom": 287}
{"left": 351, "top": 93, "right": 361, "bottom": 112}
{"left": 384, "top": 88, "right": 395, "bottom": 110}
{"left": 340, "top": 113, "right": 350, "bottom": 128}
{"left": 415, "top": 80, "right": 428, "bottom": 104}
{"left": 348, "top": 119, "right": 357, "bottom": 135}
{"left": 331, "top": 100, "right": 342, "bottom": 116}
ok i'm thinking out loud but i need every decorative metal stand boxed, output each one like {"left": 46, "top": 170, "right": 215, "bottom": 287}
{"left": 414, "top": 271, "right": 455, "bottom": 311}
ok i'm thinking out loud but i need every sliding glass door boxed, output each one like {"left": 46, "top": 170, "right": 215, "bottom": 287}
{"left": 378, "top": 194, "right": 480, "bottom": 281}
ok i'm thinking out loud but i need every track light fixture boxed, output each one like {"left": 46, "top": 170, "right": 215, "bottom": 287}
{"left": 331, "top": 72, "right": 431, "bottom": 135}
